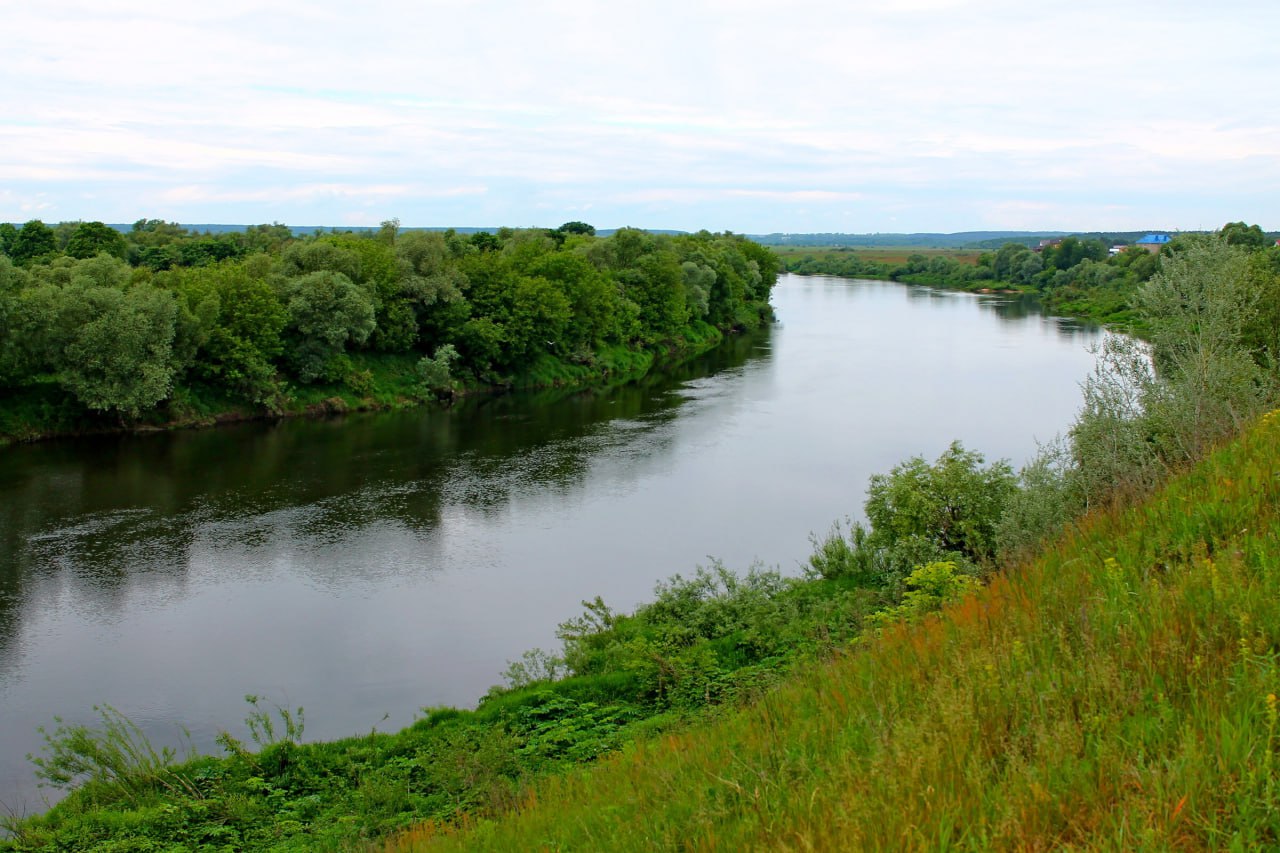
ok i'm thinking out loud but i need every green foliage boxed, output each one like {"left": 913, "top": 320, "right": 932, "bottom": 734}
{"left": 240, "top": 695, "right": 305, "bottom": 748}
{"left": 65, "top": 222, "right": 128, "bottom": 260}
{"left": 864, "top": 441, "right": 1016, "bottom": 572}
{"left": 501, "top": 649, "right": 565, "bottom": 690}
{"left": 278, "top": 270, "right": 376, "bottom": 382}
{"left": 410, "top": 410, "right": 1280, "bottom": 853}
{"left": 27, "top": 705, "right": 199, "bottom": 805}
{"left": 52, "top": 281, "right": 180, "bottom": 418}
{"left": 1138, "top": 235, "right": 1267, "bottom": 460}
{"left": 183, "top": 263, "right": 288, "bottom": 404}
{"left": 1069, "top": 235, "right": 1273, "bottom": 507}
{"left": 10, "top": 220, "right": 57, "bottom": 265}
{"left": 864, "top": 560, "right": 981, "bottom": 630}
{"left": 416, "top": 344, "right": 459, "bottom": 396}
{"left": 0, "top": 222, "right": 777, "bottom": 440}
{"left": 995, "top": 439, "right": 1078, "bottom": 559}
{"left": 0, "top": 222, "right": 17, "bottom": 256}
{"left": 1221, "top": 220, "right": 1267, "bottom": 250}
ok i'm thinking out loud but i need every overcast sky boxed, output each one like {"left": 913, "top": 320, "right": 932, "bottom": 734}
{"left": 4, "top": 0, "right": 1277, "bottom": 233}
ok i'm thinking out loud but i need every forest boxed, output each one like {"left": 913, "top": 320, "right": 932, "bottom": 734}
{"left": 782, "top": 221, "right": 1279, "bottom": 328}
{"left": 0, "top": 219, "right": 777, "bottom": 441}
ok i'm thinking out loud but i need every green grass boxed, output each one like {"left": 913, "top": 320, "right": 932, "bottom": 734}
{"left": 772, "top": 247, "right": 983, "bottom": 266}
{"left": 394, "top": 409, "right": 1280, "bottom": 851}
{"left": 8, "top": 410, "right": 1277, "bottom": 850}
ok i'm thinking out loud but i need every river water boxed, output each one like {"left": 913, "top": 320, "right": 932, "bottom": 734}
{"left": 0, "top": 275, "right": 1102, "bottom": 811}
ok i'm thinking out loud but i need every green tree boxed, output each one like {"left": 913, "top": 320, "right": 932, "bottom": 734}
{"left": 864, "top": 441, "right": 1017, "bottom": 569}
{"left": 0, "top": 222, "right": 18, "bottom": 256}
{"left": 1137, "top": 235, "right": 1267, "bottom": 461}
{"left": 53, "top": 282, "right": 180, "bottom": 417}
{"left": 506, "top": 275, "right": 572, "bottom": 363}
{"left": 0, "top": 257, "right": 33, "bottom": 383}
{"left": 458, "top": 316, "right": 505, "bottom": 376}
{"left": 1220, "top": 221, "right": 1267, "bottom": 251}
{"left": 11, "top": 220, "right": 57, "bottom": 265}
{"left": 172, "top": 262, "right": 288, "bottom": 402}
{"left": 278, "top": 271, "right": 376, "bottom": 382}
{"left": 393, "top": 230, "right": 468, "bottom": 350}
{"left": 992, "top": 243, "right": 1031, "bottom": 280}
{"left": 281, "top": 240, "right": 362, "bottom": 281}
{"left": 66, "top": 222, "right": 129, "bottom": 259}
{"left": 527, "top": 251, "right": 620, "bottom": 351}
{"left": 557, "top": 221, "right": 596, "bottom": 237}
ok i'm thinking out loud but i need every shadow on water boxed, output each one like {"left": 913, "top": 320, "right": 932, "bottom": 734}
{"left": 0, "top": 326, "right": 773, "bottom": 677}
{"left": 0, "top": 275, "right": 1107, "bottom": 812}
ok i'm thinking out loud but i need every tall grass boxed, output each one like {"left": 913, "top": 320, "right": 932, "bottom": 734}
{"left": 397, "top": 409, "right": 1280, "bottom": 851}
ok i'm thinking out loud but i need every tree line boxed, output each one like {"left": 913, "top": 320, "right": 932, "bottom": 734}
{"left": 782, "top": 221, "right": 1277, "bottom": 328}
{"left": 0, "top": 219, "right": 777, "bottom": 427}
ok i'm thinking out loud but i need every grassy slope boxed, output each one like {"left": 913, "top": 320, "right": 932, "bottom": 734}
{"left": 401, "top": 410, "right": 1280, "bottom": 851}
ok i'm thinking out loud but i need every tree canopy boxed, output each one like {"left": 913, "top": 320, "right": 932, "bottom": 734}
{"left": 0, "top": 221, "right": 777, "bottom": 426}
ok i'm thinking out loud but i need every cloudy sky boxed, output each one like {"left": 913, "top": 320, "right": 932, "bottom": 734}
{"left": 4, "top": 0, "right": 1277, "bottom": 233}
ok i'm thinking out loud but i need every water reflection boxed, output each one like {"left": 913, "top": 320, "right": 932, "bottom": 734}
{"left": 0, "top": 330, "right": 770, "bottom": 675}
{"left": 0, "top": 276, "right": 1103, "bottom": 811}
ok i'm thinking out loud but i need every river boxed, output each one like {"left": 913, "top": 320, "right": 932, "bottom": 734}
{"left": 0, "top": 275, "right": 1102, "bottom": 811}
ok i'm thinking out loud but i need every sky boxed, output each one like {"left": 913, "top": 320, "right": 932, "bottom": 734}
{"left": 4, "top": 0, "right": 1278, "bottom": 234}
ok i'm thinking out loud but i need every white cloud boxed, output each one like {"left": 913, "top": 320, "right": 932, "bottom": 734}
{"left": 4, "top": 0, "right": 1279, "bottom": 230}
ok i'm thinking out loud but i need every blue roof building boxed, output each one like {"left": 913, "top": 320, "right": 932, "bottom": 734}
{"left": 1136, "top": 233, "right": 1172, "bottom": 253}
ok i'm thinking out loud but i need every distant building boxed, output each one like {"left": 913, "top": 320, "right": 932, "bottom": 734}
{"left": 1034, "top": 238, "right": 1062, "bottom": 253}
{"left": 1135, "top": 233, "right": 1172, "bottom": 253}
{"left": 1109, "top": 244, "right": 1127, "bottom": 256}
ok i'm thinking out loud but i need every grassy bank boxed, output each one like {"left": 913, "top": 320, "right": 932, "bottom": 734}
{"left": 7, "top": 410, "right": 1277, "bottom": 850}
{"left": 777, "top": 243, "right": 1152, "bottom": 329}
{"left": 397, "top": 408, "right": 1280, "bottom": 851}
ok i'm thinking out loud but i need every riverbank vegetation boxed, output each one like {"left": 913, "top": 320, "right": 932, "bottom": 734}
{"left": 780, "top": 221, "right": 1277, "bottom": 330}
{"left": 0, "top": 220, "right": 776, "bottom": 444}
{"left": 2, "top": 232, "right": 1277, "bottom": 850}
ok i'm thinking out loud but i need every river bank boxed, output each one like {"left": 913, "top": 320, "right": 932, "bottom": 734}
{"left": 0, "top": 277, "right": 1101, "bottom": 824}
{"left": 0, "top": 319, "right": 735, "bottom": 447}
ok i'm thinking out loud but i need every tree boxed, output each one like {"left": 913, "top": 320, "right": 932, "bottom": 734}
{"left": 527, "top": 251, "right": 619, "bottom": 350}
{"left": 174, "top": 262, "right": 288, "bottom": 402}
{"left": 993, "top": 242, "right": 1031, "bottom": 280}
{"left": 556, "top": 221, "right": 596, "bottom": 237}
{"left": 66, "top": 221, "right": 129, "bottom": 259}
{"left": 1069, "top": 235, "right": 1271, "bottom": 508}
{"left": 53, "top": 282, "right": 180, "bottom": 417}
{"left": 0, "top": 257, "right": 33, "bottom": 383}
{"left": 864, "top": 441, "right": 1017, "bottom": 568}
{"left": 1220, "top": 221, "right": 1267, "bottom": 251}
{"left": 1136, "top": 234, "right": 1267, "bottom": 461}
{"left": 10, "top": 220, "right": 57, "bottom": 265}
{"left": 281, "top": 240, "right": 362, "bottom": 280}
{"left": 278, "top": 271, "right": 376, "bottom": 382}
{"left": 506, "top": 275, "right": 572, "bottom": 363}
{"left": 0, "top": 223, "right": 17, "bottom": 256}
{"left": 1044, "top": 237, "right": 1106, "bottom": 271}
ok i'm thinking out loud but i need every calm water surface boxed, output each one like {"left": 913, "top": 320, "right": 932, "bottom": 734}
{"left": 0, "top": 276, "right": 1102, "bottom": 810}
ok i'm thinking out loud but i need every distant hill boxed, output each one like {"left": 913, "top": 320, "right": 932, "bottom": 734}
{"left": 748, "top": 230, "right": 1235, "bottom": 249}
{"left": 748, "top": 231, "right": 1067, "bottom": 248}
{"left": 98, "top": 224, "right": 1243, "bottom": 249}
{"left": 104, "top": 224, "right": 690, "bottom": 238}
